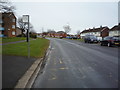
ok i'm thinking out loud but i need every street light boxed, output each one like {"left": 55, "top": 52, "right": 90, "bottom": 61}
{"left": 22, "top": 15, "right": 30, "bottom": 58}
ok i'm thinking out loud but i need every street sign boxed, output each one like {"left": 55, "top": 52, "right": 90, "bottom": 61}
{"left": 22, "top": 15, "right": 29, "bottom": 23}
{"left": 22, "top": 15, "right": 30, "bottom": 58}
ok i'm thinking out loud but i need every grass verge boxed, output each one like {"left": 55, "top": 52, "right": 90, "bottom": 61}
{"left": 2, "top": 37, "right": 27, "bottom": 43}
{"left": 2, "top": 38, "right": 49, "bottom": 58}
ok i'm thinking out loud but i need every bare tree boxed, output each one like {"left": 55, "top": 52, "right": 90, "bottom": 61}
{"left": 76, "top": 30, "right": 80, "bottom": 35}
{"left": 0, "top": 0, "right": 16, "bottom": 13}
{"left": 63, "top": 24, "right": 71, "bottom": 34}
{"left": 29, "top": 24, "right": 35, "bottom": 33}
{"left": 18, "top": 17, "right": 26, "bottom": 35}
{"left": 18, "top": 17, "right": 35, "bottom": 35}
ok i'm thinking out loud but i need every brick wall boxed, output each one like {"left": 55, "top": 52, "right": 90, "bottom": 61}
{"left": 2, "top": 12, "right": 16, "bottom": 37}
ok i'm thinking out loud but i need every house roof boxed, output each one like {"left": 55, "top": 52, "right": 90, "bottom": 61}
{"left": 80, "top": 26, "right": 109, "bottom": 34}
{"left": 57, "top": 31, "right": 66, "bottom": 34}
{"left": 2, "top": 12, "right": 16, "bottom": 19}
{"left": 110, "top": 24, "right": 120, "bottom": 31}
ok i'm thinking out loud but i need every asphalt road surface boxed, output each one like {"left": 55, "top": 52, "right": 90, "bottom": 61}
{"left": 33, "top": 38, "right": 119, "bottom": 88}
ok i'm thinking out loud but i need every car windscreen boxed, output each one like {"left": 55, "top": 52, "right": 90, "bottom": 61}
{"left": 89, "top": 36, "right": 97, "bottom": 39}
{"left": 113, "top": 37, "right": 120, "bottom": 40}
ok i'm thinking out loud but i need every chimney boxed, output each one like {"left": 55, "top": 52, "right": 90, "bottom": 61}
{"left": 100, "top": 25, "right": 102, "bottom": 28}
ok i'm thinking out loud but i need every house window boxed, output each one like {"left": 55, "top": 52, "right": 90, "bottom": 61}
{"left": 13, "top": 19, "right": 15, "bottom": 22}
{"left": 12, "top": 25, "right": 15, "bottom": 29}
{"left": 0, "top": 20, "right": 3, "bottom": 23}
{"left": 12, "top": 31, "right": 15, "bottom": 35}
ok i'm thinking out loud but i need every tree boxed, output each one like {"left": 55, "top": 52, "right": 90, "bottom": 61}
{"left": 76, "top": 30, "right": 80, "bottom": 35}
{"left": 0, "top": 0, "right": 16, "bottom": 13}
{"left": 63, "top": 24, "right": 71, "bottom": 34}
{"left": 18, "top": 17, "right": 35, "bottom": 35}
{"left": 17, "top": 17, "right": 26, "bottom": 35}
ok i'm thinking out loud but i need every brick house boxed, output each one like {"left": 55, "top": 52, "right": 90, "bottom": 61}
{"left": 47, "top": 31, "right": 56, "bottom": 37}
{"left": 80, "top": 26, "right": 109, "bottom": 39}
{"left": 1, "top": 12, "right": 16, "bottom": 37}
{"left": 0, "top": 13, "right": 4, "bottom": 37}
{"left": 109, "top": 24, "right": 120, "bottom": 37}
{"left": 55, "top": 31, "right": 67, "bottom": 38}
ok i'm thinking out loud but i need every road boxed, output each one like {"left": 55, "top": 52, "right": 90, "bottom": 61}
{"left": 33, "top": 38, "right": 118, "bottom": 88}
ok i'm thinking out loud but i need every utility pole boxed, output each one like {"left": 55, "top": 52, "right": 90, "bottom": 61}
{"left": 42, "top": 27, "right": 44, "bottom": 37}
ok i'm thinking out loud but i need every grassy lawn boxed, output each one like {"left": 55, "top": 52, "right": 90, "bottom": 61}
{"left": 2, "top": 37, "right": 27, "bottom": 43}
{"left": 2, "top": 38, "right": 50, "bottom": 58}
{"left": 77, "top": 38, "right": 84, "bottom": 42}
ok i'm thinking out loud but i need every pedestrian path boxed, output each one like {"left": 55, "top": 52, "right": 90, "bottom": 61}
{"left": 1, "top": 39, "right": 36, "bottom": 45}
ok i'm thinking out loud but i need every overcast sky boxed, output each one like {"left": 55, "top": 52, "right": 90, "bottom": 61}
{"left": 12, "top": 0, "right": 119, "bottom": 34}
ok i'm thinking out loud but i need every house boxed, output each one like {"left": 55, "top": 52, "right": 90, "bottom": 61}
{"left": 0, "top": 13, "right": 4, "bottom": 37}
{"left": 16, "top": 27, "right": 22, "bottom": 36}
{"left": 55, "top": 31, "right": 67, "bottom": 38}
{"left": 47, "top": 31, "right": 56, "bottom": 37}
{"left": 1, "top": 12, "right": 16, "bottom": 37}
{"left": 109, "top": 24, "right": 120, "bottom": 37}
{"left": 80, "top": 26, "right": 109, "bottom": 39}
{"left": 36, "top": 33, "right": 42, "bottom": 38}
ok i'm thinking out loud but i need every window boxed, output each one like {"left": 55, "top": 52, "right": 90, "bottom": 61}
{"left": 12, "top": 19, "right": 15, "bottom": 22}
{"left": 12, "top": 31, "right": 15, "bottom": 35}
{"left": 104, "top": 37, "right": 112, "bottom": 40}
{"left": 0, "top": 20, "right": 3, "bottom": 23}
{"left": 12, "top": 25, "right": 15, "bottom": 29}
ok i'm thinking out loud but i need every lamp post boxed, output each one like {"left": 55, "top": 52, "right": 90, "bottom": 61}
{"left": 22, "top": 15, "right": 30, "bottom": 58}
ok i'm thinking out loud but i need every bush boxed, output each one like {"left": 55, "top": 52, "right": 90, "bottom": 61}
{"left": 16, "top": 34, "right": 26, "bottom": 37}
{"left": 30, "top": 34, "right": 37, "bottom": 38}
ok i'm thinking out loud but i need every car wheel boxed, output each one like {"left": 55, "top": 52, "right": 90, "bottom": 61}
{"left": 107, "top": 43, "right": 111, "bottom": 47}
{"left": 100, "top": 43, "right": 103, "bottom": 46}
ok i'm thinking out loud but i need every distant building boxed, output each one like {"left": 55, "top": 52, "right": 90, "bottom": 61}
{"left": 80, "top": 26, "right": 109, "bottom": 39}
{"left": 0, "top": 12, "right": 16, "bottom": 37}
{"left": 109, "top": 24, "right": 120, "bottom": 37}
{"left": 55, "top": 31, "right": 67, "bottom": 38}
{"left": 0, "top": 13, "right": 4, "bottom": 37}
{"left": 47, "top": 31, "right": 56, "bottom": 37}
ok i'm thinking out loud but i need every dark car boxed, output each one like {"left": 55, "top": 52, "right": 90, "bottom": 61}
{"left": 72, "top": 36, "right": 78, "bottom": 39}
{"left": 84, "top": 35, "right": 98, "bottom": 43}
{"left": 100, "top": 36, "right": 120, "bottom": 47}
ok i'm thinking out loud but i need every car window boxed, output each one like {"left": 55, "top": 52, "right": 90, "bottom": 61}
{"left": 113, "top": 37, "right": 120, "bottom": 40}
{"left": 104, "top": 37, "right": 112, "bottom": 40}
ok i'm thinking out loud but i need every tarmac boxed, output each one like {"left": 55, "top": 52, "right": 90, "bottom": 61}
{"left": 2, "top": 55, "right": 37, "bottom": 88}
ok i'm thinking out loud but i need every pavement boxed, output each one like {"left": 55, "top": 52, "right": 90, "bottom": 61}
{"left": 2, "top": 38, "right": 50, "bottom": 89}
{"left": 1, "top": 39, "right": 36, "bottom": 45}
{"left": 2, "top": 55, "right": 36, "bottom": 88}
{"left": 33, "top": 38, "right": 119, "bottom": 88}
{"left": 1, "top": 40, "right": 26, "bottom": 45}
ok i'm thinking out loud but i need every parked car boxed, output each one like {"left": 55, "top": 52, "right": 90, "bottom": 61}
{"left": 59, "top": 36, "right": 63, "bottom": 39}
{"left": 72, "top": 36, "right": 78, "bottom": 39}
{"left": 100, "top": 36, "right": 120, "bottom": 47}
{"left": 66, "top": 36, "right": 72, "bottom": 39}
{"left": 84, "top": 35, "right": 98, "bottom": 43}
